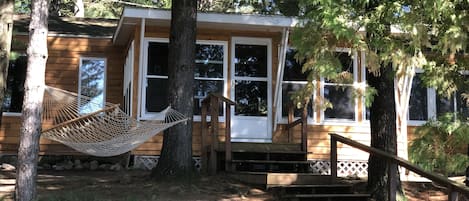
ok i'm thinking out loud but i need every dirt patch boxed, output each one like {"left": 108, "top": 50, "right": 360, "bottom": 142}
{"left": 1, "top": 169, "right": 466, "bottom": 201}
{"left": 1, "top": 170, "right": 274, "bottom": 201}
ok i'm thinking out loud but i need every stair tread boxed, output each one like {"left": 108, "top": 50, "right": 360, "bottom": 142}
{"left": 269, "top": 184, "right": 352, "bottom": 188}
{"left": 232, "top": 159, "right": 311, "bottom": 164}
{"left": 283, "top": 193, "right": 370, "bottom": 198}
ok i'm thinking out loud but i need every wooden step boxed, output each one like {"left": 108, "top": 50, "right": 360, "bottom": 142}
{"left": 232, "top": 159, "right": 311, "bottom": 164}
{"left": 229, "top": 172, "right": 333, "bottom": 187}
{"left": 217, "top": 142, "right": 305, "bottom": 154}
{"left": 269, "top": 183, "right": 353, "bottom": 188}
{"left": 283, "top": 193, "right": 370, "bottom": 198}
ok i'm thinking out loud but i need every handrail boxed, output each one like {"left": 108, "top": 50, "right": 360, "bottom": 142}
{"left": 202, "top": 93, "right": 235, "bottom": 105}
{"left": 329, "top": 133, "right": 469, "bottom": 201}
{"left": 286, "top": 103, "right": 307, "bottom": 152}
{"left": 201, "top": 93, "right": 236, "bottom": 175}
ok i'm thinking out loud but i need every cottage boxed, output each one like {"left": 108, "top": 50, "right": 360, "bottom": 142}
{"left": 2, "top": 7, "right": 467, "bottom": 176}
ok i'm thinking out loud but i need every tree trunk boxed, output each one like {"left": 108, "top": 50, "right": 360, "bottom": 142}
{"left": 15, "top": 0, "right": 48, "bottom": 200}
{"left": 367, "top": 65, "right": 403, "bottom": 201}
{"left": 152, "top": 0, "right": 197, "bottom": 181}
{"left": 0, "top": 0, "right": 14, "bottom": 125}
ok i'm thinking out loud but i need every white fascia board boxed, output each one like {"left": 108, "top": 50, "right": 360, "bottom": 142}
{"left": 121, "top": 7, "right": 298, "bottom": 28}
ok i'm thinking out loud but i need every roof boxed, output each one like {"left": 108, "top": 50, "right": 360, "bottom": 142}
{"left": 13, "top": 15, "right": 118, "bottom": 38}
{"left": 113, "top": 7, "right": 298, "bottom": 45}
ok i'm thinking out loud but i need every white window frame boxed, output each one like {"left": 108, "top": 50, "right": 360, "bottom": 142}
{"left": 140, "top": 37, "right": 228, "bottom": 121}
{"left": 407, "top": 70, "right": 434, "bottom": 126}
{"left": 277, "top": 47, "right": 316, "bottom": 124}
{"left": 320, "top": 48, "right": 359, "bottom": 125}
{"left": 78, "top": 57, "right": 107, "bottom": 113}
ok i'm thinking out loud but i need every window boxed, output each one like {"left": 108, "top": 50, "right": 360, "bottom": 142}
{"left": 436, "top": 75, "right": 469, "bottom": 120}
{"left": 78, "top": 57, "right": 106, "bottom": 114}
{"left": 3, "top": 55, "right": 27, "bottom": 114}
{"left": 280, "top": 48, "right": 314, "bottom": 122}
{"left": 322, "top": 50, "right": 358, "bottom": 122}
{"left": 141, "top": 39, "right": 227, "bottom": 120}
{"left": 408, "top": 74, "right": 429, "bottom": 121}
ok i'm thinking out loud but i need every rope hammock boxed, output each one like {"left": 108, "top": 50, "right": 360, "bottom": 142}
{"left": 41, "top": 86, "right": 188, "bottom": 157}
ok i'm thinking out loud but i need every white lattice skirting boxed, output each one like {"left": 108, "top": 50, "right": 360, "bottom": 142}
{"left": 133, "top": 156, "right": 367, "bottom": 177}
{"left": 308, "top": 159, "right": 368, "bottom": 177}
{"left": 133, "top": 156, "right": 202, "bottom": 171}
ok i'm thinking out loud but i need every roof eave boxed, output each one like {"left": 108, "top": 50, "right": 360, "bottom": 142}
{"left": 113, "top": 7, "right": 298, "bottom": 45}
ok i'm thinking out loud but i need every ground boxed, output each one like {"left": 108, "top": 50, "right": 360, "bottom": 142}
{"left": 0, "top": 169, "right": 461, "bottom": 201}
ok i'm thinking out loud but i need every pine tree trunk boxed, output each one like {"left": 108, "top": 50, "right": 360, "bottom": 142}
{"left": 367, "top": 65, "right": 402, "bottom": 201}
{"left": 152, "top": 0, "right": 197, "bottom": 180}
{"left": 0, "top": 0, "right": 14, "bottom": 125}
{"left": 15, "top": 0, "right": 48, "bottom": 200}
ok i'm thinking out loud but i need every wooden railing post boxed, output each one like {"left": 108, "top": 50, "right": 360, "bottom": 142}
{"left": 301, "top": 106, "right": 307, "bottom": 152}
{"left": 388, "top": 162, "right": 397, "bottom": 201}
{"left": 288, "top": 104, "right": 294, "bottom": 143}
{"left": 200, "top": 103, "right": 208, "bottom": 174}
{"left": 225, "top": 102, "right": 232, "bottom": 172}
{"left": 330, "top": 135, "right": 338, "bottom": 181}
{"left": 448, "top": 186, "right": 459, "bottom": 201}
{"left": 209, "top": 96, "right": 219, "bottom": 175}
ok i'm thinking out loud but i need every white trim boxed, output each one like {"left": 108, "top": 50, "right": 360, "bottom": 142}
{"left": 2, "top": 112, "right": 22, "bottom": 117}
{"left": 273, "top": 28, "right": 289, "bottom": 131}
{"left": 137, "top": 19, "right": 145, "bottom": 120}
{"left": 123, "top": 40, "right": 134, "bottom": 116}
{"left": 120, "top": 7, "right": 298, "bottom": 28}
{"left": 78, "top": 56, "right": 107, "bottom": 113}
{"left": 230, "top": 37, "right": 273, "bottom": 142}
{"left": 360, "top": 51, "right": 370, "bottom": 123}
{"left": 320, "top": 49, "right": 359, "bottom": 125}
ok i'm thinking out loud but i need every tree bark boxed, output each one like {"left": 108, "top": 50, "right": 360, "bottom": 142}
{"left": 15, "top": 0, "right": 48, "bottom": 200}
{"left": 367, "top": 65, "right": 402, "bottom": 201}
{"left": 152, "top": 0, "right": 197, "bottom": 181}
{"left": 0, "top": 0, "right": 14, "bottom": 125}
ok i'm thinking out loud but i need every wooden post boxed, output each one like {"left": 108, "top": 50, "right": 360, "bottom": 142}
{"left": 330, "top": 135, "right": 337, "bottom": 181}
{"left": 200, "top": 103, "right": 208, "bottom": 174}
{"left": 209, "top": 96, "right": 219, "bottom": 175}
{"left": 388, "top": 162, "right": 397, "bottom": 201}
{"left": 225, "top": 102, "right": 232, "bottom": 172}
{"left": 288, "top": 103, "right": 294, "bottom": 143}
{"left": 301, "top": 106, "right": 307, "bottom": 152}
{"left": 448, "top": 186, "right": 459, "bottom": 201}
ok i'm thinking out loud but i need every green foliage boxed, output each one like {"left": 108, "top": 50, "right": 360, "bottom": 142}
{"left": 410, "top": 113, "right": 469, "bottom": 176}
{"left": 291, "top": 0, "right": 469, "bottom": 108}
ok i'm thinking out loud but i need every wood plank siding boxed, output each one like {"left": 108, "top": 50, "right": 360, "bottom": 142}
{"left": 0, "top": 35, "right": 125, "bottom": 155}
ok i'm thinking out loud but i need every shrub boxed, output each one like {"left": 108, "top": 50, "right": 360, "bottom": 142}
{"left": 409, "top": 113, "right": 469, "bottom": 176}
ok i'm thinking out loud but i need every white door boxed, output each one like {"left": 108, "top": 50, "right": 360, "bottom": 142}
{"left": 231, "top": 37, "right": 272, "bottom": 142}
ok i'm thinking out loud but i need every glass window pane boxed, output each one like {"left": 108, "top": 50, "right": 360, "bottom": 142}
{"left": 147, "top": 42, "right": 168, "bottom": 76}
{"left": 146, "top": 78, "right": 168, "bottom": 112}
{"left": 456, "top": 92, "right": 469, "bottom": 119}
{"left": 234, "top": 44, "right": 267, "bottom": 77}
{"left": 281, "top": 83, "right": 313, "bottom": 118}
{"left": 409, "top": 75, "right": 428, "bottom": 121}
{"left": 325, "top": 52, "right": 354, "bottom": 84}
{"left": 195, "top": 44, "right": 224, "bottom": 78}
{"left": 337, "top": 51, "right": 353, "bottom": 74}
{"left": 193, "top": 80, "right": 224, "bottom": 115}
{"left": 283, "top": 49, "right": 307, "bottom": 81}
{"left": 79, "top": 58, "right": 105, "bottom": 114}
{"left": 3, "top": 55, "right": 27, "bottom": 113}
{"left": 196, "top": 44, "right": 224, "bottom": 62}
{"left": 436, "top": 95, "right": 454, "bottom": 117}
{"left": 195, "top": 63, "right": 223, "bottom": 78}
{"left": 235, "top": 80, "right": 267, "bottom": 116}
{"left": 324, "top": 85, "right": 355, "bottom": 120}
